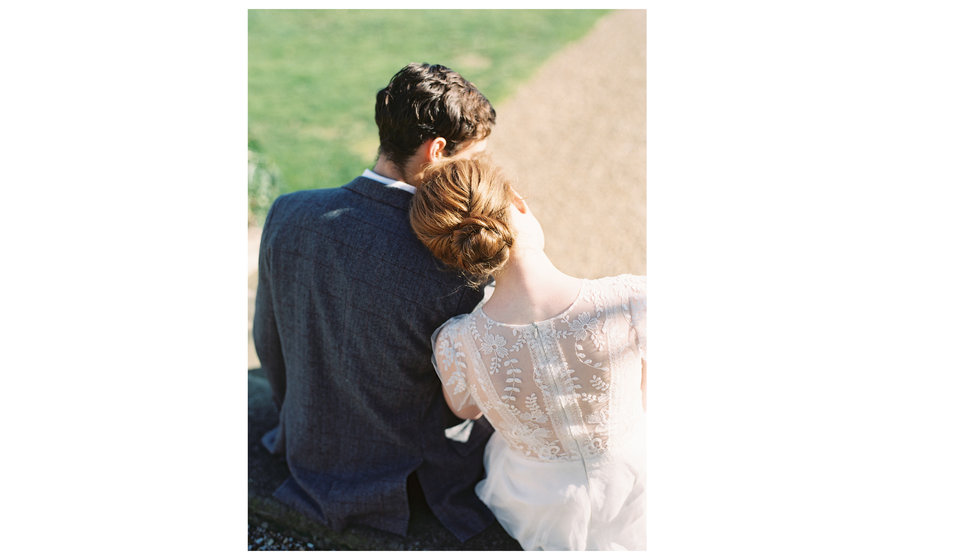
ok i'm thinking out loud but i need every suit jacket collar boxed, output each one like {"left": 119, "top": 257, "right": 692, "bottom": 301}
{"left": 344, "top": 176, "right": 412, "bottom": 211}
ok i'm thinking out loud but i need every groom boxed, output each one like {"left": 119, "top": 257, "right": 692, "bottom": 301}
{"left": 252, "top": 63, "right": 498, "bottom": 542}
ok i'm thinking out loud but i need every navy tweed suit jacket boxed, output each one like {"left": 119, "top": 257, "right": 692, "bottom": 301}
{"left": 253, "top": 176, "right": 496, "bottom": 541}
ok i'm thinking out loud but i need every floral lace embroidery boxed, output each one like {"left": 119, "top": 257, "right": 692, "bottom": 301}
{"left": 433, "top": 275, "right": 646, "bottom": 463}
{"left": 434, "top": 330, "right": 469, "bottom": 398}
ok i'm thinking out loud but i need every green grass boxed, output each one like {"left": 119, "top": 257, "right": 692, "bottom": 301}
{"left": 248, "top": 9, "right": 608, "bottom": 220}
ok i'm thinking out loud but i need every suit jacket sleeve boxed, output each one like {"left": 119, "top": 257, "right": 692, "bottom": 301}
{"left": 253, "top": 198, "right": 286, "bottom": 411}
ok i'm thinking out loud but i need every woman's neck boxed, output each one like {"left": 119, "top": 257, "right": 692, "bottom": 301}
{"left": 482, "top": 248, "right": 583, "bottom": 324}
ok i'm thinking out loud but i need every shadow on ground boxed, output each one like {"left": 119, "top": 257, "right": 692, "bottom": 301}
{"left": 248, "top": 369, "right": 522, "bottom": 551}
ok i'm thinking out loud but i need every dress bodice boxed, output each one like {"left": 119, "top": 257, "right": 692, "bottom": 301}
{"left": 432, "top": 274, "right": 646, "bottom": 463}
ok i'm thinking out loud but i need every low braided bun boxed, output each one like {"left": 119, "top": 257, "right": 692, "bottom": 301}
{"left": 449, "top": 214, "right": 513, "bottom": 280}
{"left": 410, "top": 154, "right": 515, "bottom": 285}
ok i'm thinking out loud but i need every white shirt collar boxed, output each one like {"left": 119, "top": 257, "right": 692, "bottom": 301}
{"left": 361, "top": 169, "right": 416, "bottom": 194}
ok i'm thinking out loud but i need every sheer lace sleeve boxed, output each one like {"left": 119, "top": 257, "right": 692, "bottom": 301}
{"left": 626, "top": 276, "right": 647, "bottom": 358}
{"left": 431, "top": 317, "right": 478, "bottom": 414}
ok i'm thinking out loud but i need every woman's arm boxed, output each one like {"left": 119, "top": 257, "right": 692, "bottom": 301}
{"left": 443, "top": 383, "right": 483, "bottom": 420}
{"left": 432, "top": 320, "right": 484, "bottom": 420}
{"left": 641, "top": 359, "right": 647, "bottom": 412}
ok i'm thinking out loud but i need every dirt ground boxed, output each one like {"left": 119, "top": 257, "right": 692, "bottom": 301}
{"left": 248, "top": 10, "right": 646, "bottom": 369}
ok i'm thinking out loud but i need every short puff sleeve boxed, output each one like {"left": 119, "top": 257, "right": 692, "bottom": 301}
{"left": 626, "top": 275, "right": 647, "bottom": 358}
{"left": 431, "top": 317, "right": 478, "bottom": 414}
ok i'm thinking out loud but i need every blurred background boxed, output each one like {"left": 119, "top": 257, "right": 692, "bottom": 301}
{"left": 248, "top": 9, "right": 646, "bottom": 369}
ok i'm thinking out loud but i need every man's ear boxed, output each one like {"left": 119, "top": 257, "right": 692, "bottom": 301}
{"left": 424, "top": 137, "right": 448, "bottom": 162}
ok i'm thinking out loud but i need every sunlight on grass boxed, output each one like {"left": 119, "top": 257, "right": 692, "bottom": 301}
{"left": 248, "top": 9, "right": 608, "bottom": 220}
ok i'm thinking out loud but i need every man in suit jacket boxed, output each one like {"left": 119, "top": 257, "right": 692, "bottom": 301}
{"left": 253, "top": 63, "right": 498, "bottom": 541}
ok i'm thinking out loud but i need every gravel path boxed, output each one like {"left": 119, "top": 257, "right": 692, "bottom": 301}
{"left": 485, "top": 9, "right": 646, "bottom": 280}
{"left": 247, "top": 10, "right": 646, "bottom": 548}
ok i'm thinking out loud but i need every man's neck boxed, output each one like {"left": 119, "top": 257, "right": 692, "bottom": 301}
{"left": 371, "top": 156, "right": 403, "bottom": 182}
{"left": 374, "top": 153, "right": 421, "bottom": 184}
{"left": 374, "top": 150, "right": 431, "bottom": 186}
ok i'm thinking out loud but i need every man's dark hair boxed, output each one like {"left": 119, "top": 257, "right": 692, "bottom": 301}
{"left": 375, "top": 63, "right": 496, "bottom": 174}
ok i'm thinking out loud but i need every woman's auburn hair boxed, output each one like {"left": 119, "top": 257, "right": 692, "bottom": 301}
{"left": 410, "top": 154, "right": 515, "bottom": 285}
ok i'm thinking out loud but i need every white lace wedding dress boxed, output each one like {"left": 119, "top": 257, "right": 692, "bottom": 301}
{"left": 432, "top": 274, "right": 646, "bottom": 551}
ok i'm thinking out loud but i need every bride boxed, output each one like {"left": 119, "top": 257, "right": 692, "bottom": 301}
{"left": 409, "top": 154, "right": 646, "bottom": 551}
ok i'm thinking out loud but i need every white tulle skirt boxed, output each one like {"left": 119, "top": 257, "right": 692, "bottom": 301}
{"left": 475, "top": 431, "right": 646, "bottom": 551}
